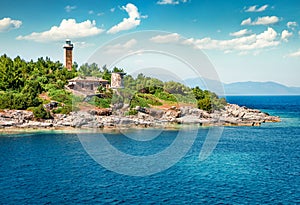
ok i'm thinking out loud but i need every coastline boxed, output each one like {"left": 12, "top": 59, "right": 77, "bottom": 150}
{"left": 0, "top": 103, "right": 281, "bottom": 134}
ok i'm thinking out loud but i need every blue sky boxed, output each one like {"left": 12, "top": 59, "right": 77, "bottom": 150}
{"left": 0, "top": 0, "right": 300, "bottom": 86}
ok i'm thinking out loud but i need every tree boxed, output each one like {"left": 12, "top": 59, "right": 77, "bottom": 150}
{"left": 33, "top": 104, "right": 52, "bottom": 119}
{"left": 164, "top": 81, "right": 190, "bottom": 95}
{"left": 0, "top": 54, "right": 77, "bottom": 110}
{"left": 192, "top": 87, "right": 227, "bottom": 112}
{"left": 192, "top": 86, "right": 205, "bottom": 100}
{"left": 102, "top": 68, "right": 111, "bottom": 82}
{"left": 112, "top": 66, "right": 124, "bottom": 73}
{"left": 197, "top": 98, "right": 213, "bottom": 112}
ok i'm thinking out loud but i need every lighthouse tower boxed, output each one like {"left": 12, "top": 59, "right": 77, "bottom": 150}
{"left": 63, "top": 39, "right": 73, "bottom": 71}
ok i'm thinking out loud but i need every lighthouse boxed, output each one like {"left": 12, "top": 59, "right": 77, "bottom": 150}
{"left": 63, "top": 39, "right": 73, "bottom": 71}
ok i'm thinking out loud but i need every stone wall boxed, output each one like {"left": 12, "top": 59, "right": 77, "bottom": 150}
{"left": 111, "top": 73, "right": 124, "bottom": 88}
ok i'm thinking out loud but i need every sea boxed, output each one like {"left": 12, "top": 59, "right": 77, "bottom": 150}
{"left": 0, "top": 96, "right": 299, "bottom": 204}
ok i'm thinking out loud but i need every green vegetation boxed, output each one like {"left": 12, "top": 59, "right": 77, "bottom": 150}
{"left": 82, "top": 67, "right": 227, "bottom": 112}
{"left": 118, "top": 73, "right": 224, "bottom": 112}
{"left": 192, "top": 86, "right": 227, "bottom": 112}
{"left": 127, "top": 109, "right": 138, "bottom": 115}
{"left": 122, "top": 74, "right": 226, "bottom": 112}
{"left": 130, "top": 93, "right": 163, "bottom": 108}
{"left": 0, "top": 54, "right": 77, "bottom": 118}
{"left": 88, "top": 96, "right": 111, "bottom": 108}
{"left": 78, "top": 64, "right": 126, "bottom": 109}
{"left": 31, "top": 105, "right": 52, "bottom": 119}
{"left": 78, "top": 64, "right": 124, "bottom": 83}
{"left": 86, "top": 88, "right": 114, "bottom": 108}
{"left": 0, "top": 55, "right": 226, "bottom": 118}
{"left": 0, "top": 91, "right": 40, "bottom": 110}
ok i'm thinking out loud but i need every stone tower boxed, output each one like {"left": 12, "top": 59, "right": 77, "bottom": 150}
{"left": 63, "top": 39, "right": 73, "bottom": 71}
{"left": 111, "top": 72, "right": 126, "bottom": 89}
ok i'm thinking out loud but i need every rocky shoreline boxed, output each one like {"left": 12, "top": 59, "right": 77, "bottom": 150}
{"left": 0, "top": 103, "right": 280, "bottom": 132}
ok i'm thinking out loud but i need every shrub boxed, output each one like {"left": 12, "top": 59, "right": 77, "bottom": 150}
{"left": 89, "top": 96, "right": 111, "bottom": 108}
{"left": 197, "top": 98, "right": 212, "bottom": 112}
{"left": 48, "top": 89, "right": 72, "bottom": 105}
{"left": 154, "top": 91, "right": 177, "bottom": 102}
{"left": 0, "top": 92, "right": 41, "bottom": 110}
{"left": 137, "top": 94, "right": 162, "bottom": 106}
{"left": 52, "top": 105, "right": 74, "bottom": 114}
{"left": 130, "top": 94, "right": 150, "bottom": 108}
{"left": 33, "top": 104, "right": 52, "bottom": 119}
{"left": 125, "top": 109, "right": 138, "bottom": 116}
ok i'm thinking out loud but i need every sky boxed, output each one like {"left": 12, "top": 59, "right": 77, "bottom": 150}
{"left": 0, "top": 0, "right": 300, "bottom": 86}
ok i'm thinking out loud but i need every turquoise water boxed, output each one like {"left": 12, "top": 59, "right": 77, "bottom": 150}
{"left": 0, "top": 96, "right": 299, "bottom": 204}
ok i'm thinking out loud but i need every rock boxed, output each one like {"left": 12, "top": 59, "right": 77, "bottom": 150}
{"left": 71, "top": 118, "right": 88, "bottom": 127}
{"left": 119, "top": 118, "right": 134, "bottom": 125}
{"left": 0, "top": 110, "right": 33, "bottom": 121}
{"left": 163, "top": 107, "right": 181, "bottom": 120}
{"left": 44, "top": 101, "right": 58, "bottom": 110}
{"left": 39, "top": 122, "right": 53, "bottom": 127}
{"left": 231, "top": 110, "right": 240, "bottom": 117}
{"left": 112, "top": 102, "right": 124, "bottom": 110}
{"left": 170, "top": 106, "right": 177, "bottom": 110}
{"left": 88, "top": 108, "right": 112, "bottom": 116}
{"left": 81, "top": 121, "right": 103, "bottom": 128}
{"left": 180, "top": 107, "right": 202, "bottom": 116}
{"left": 265, "top": 116, "right": 281, "bottom": 122}
{"left": 0, "top": 102, "right": 281, "bottom": 130}
{"left": 137, "top": 112, "right": 155, "bottom": 121}
{"left": 223, "top": 117, "right": 241, "bottom": 124}
{"left": 61, "top": 122, "right": 72, "bottom": 127}
{"left": 148, "top": 108, "right": 164, "bottom": 118}
{"left": 238, "top": 112, "right": 246, "bottom": 118}
{"left": 177, "top": 116, "right": 201, "bottom": 124}
{"left": 135, "top": 106, "right": 150, "bottom": 114}
{"left": 0, "top": 120, "right": 17, "bottom": 127}
{"left": 201, "top": 111, "right": 211, "bottom": 119}
{"left": 252, "top": 122, "right": 261, "bottom": 126}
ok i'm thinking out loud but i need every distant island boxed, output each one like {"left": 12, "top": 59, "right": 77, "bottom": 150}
{"left": 185, "top": 77, "right": 300, "bottom": 96}
{"left": 0, "top": 54, "right": 280, "bottom": 132}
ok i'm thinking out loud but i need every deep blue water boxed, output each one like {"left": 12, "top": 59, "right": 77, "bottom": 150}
{"left": 0, "top": 96, "right": 299, "bottom": 204}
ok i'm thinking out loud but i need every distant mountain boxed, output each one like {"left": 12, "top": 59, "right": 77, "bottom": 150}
{"left": 224, "top": 81, "right": 300, "bottom": 95}
{"left": 184, "top": 78, "right": 300, "bottom": 95}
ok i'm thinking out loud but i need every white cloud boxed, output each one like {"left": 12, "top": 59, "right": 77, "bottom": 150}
{"left": 157, "top": 0, "right": 179, "bottom": 5}
{"left": 281, "top": 30, "right": 293, "bottom": 42}
{"left": 157, "top": 0, "right": 188, "bottom": 5}
{"left": 110, "top": 8, "right": 115, "bottom": 12}
{"left": 153, "top": 27, "right": 280, "bottom": 54}
{"left": 88, "top": 10, "right": 94, "bottom": 15}
{"left": 287, "top": 21, "right": 298, "bottom": 29}
{"left": 17, "top": 19, "right": 104, "bottom": 42}
{"left": 107, "top": 3, "right": 146, "bottom": 34}
{"left": 241, "top": 16, "right": 279, "bottom": 26}
{"left": 287, "top": 49, "right": 300, "bottom": 57}
{"left": 104, "top": 39, "right": 137, "bottom": 54}
{"left": 150, "top": 33, "right": 180, "bottom": 43}
{"left": 255, "top": 16, "right": 280, "bottom": 25}
{"left": 241, "top": 18, "right": 252, "bottom": 26}
{"left": 230, "top": 29, "right": 252, "bottom": 37}
{"left": 97, "top": 12, "right": 104, "bottom": 16}
{"left": 74, "top": 41, "right": 94, "bottom": 48}
{"left": 65, "top": 5, "right": 76, "bottom": 12}
{"left": 0, "top": 17, "right": 22, "bottom": 32}
{"left": 245, "top": 5, "right": 268, "bottom": 12}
